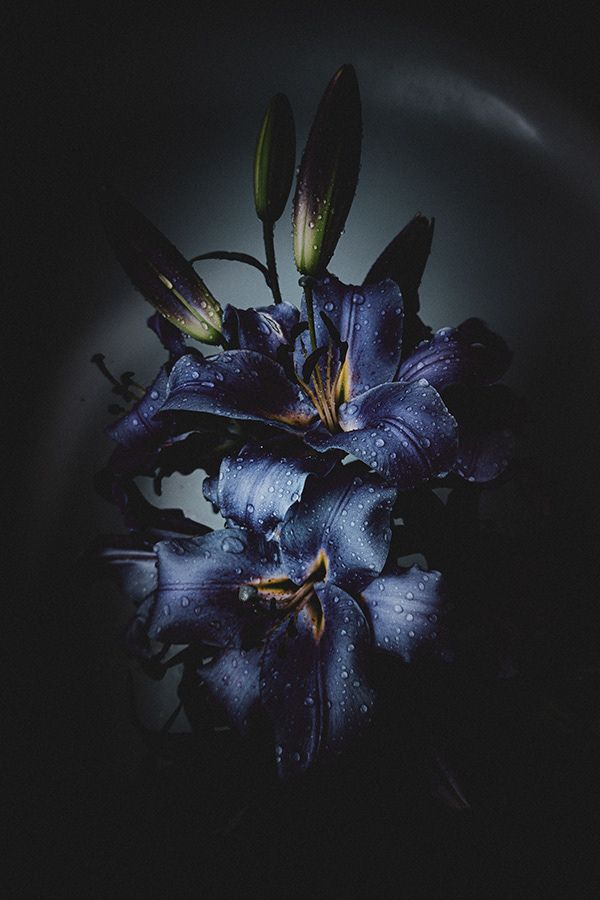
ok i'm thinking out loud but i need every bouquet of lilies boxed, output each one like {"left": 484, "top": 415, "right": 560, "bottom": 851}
{"left": 95, "top": 65, "right": 519, "bottom": 780}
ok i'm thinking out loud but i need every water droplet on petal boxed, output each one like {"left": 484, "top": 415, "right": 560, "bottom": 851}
{"left": 221, "top": 535, "right": 245, "bottom": 553}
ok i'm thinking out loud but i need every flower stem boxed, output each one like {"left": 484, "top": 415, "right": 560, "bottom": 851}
{"left": 303, "top": 281, "right": 318, "bottom": 353}
{"left": 262, "top": 221, "right": 282, "bottom": 304}
{"left": 189, "top": 251, "right": 270, "bottom": 286}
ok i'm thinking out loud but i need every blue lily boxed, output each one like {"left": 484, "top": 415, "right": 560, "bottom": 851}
{"left": 111, "top": 463, "right": 452, "bottom": 777}
{"left": 162, "top": 275, "right": 460, "bottom": 488}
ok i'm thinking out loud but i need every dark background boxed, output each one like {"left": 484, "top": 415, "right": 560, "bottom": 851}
{"left": 7, "top": 1, "right": 600, "bottom": 895}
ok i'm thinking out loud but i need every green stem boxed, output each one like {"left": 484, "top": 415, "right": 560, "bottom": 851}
{"left": 304, "top": 281, "right": 318, "bottom": 352}
{"left": 262, "top": 221, "right": 282, "bottom": 304}
{"left": 190, "top": 251, "right": 270, "bottom": 286}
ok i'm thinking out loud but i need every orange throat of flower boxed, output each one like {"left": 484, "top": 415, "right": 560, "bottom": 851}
{"left": 245, "top": 550, "right": 329, "bottom": 641}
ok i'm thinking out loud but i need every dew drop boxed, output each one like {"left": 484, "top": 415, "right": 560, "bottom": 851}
{"left": 221, "top": 535, "right": 245, "bottom": 553}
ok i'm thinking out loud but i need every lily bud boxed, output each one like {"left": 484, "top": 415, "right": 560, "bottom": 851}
{"left": 293, "top": 64, "right": 362, "bottom": 277}
{"left": 101, "top": 189, "right": 223, "bottom": 345}
{"left": 253, "top": 93, "right": 296, "bottom": 223}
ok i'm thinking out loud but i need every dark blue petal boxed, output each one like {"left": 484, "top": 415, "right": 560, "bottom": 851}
{"left": 124, "top": 593, "right": 155, "bottom": 659}
{"left": 360, "top": 565, "right": 454, "bottom": 662}
{"left": 162, "top": 350, "right": 315, "bottom": 430}
{"left": 260, "top": 583, "right": 374, "bottom": 776}
{"left": 279, "top": 467, "right": 396, "bottom": 593}
{"left": 205, "top": 438, "right": 339, "bottom": 536}
{"left": 147, "top": 528, "right": 284, "bottom": 647}
{"left": 94, "top": 537, "right": 157, "bottom": 603}
{"left": 306, "top": 380, "right": 458, "bottom": 488}
{"left": 92, "top": 537, "right": 158, "bottom": 659}
{"left": 222, "top": 302, "right": 299, "bottom": 357}
{"left": 398, "top": 319, "right": 511, "bottom": 391}
{"left": 106, "top": 367, "right": 171, "bottom": 448}
{"left": 454, "top": 427, "right": 515, "bottom": 482}
{"left": 199, "top": 646, "right": 262, "bottom": 734}
{"left": 294, "top": 275, "right": 404, "bottom": 399}
{"left": 444, "top": 384, "right": 524, "bottom": 483}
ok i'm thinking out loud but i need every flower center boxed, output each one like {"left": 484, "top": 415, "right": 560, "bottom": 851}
{"left": 297, "top": 342, "right": 349, "bottom": 433}
{"left": 240, "top": 551, "right": 328, "bottom": 640}
{"left": 291, "top": 278, "right": 351, "bottom": 434}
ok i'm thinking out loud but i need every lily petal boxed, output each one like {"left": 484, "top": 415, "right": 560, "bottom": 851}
{"left": 398, "top": 319, "right": 511, "bottom": 391}
{"left": 306, "top": 380, "right": 458, "bottom": 487}
{"left": 162, "top": 350, "right": 315, "bottom": 430}
{"left": 106, "top": 367, "right": 171, "bottom": 448}
{"left": 199, "top": 646, "right": 263, "bottom": 734}
{"left": 222, "top": 302, "right": 299, "bottom": 358}
{"left": 279, "top": 466, "right": 396, "bottom": 593}
{"left": 360, "top": 565, "right": 453, "bottom": 662}
{"left": 147, "top": 528, "right": 284, "bottom": 647}
{"left": 294, "top": 275, "right": 404, "bottom": 399}
{"left": 445, "top": 384, "right": 524, "bottom": 482}
{"left": 94, "top": 537, "right": 158, "bottom": 603}
{"left": 204, "top": 438, "right": 339, "bottom": 536}
{"left": 455, "top": 427, "right": 515, "bottom": 482}
{"left": 260, "top": 582, "right": 374, "bottom": 776}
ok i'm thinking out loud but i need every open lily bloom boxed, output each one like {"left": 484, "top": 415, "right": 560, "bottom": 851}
{"left": 162, "top": 275, "right": 461, "bottom": 488}
{"left": 160, "top": 275, "right": 515, "bottom": 486}
{"left": 112, "top": 464, "right": 452, "bottom": 777}
{"left": 92, "top": 63, "right": 526, "bottom": 803}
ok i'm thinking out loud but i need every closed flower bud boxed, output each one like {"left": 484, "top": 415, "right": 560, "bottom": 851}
{"left": 293, "top": 64, "right": 362, "bottom": 277}
{"left": 101, "top": 189, "right": 223, "bottom": 345}
{"left": 253, "top": 93, "right": 296, "bottom": 223}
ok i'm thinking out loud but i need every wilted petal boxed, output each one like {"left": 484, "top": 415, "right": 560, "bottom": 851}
{"left": 455, "top": 427, "right": 515, "bottom": 482}
{"left": 295, "top": 275, "right": 404, "bottom": 399}
{"left": 260, "top": 582, "right": 374, "bottom": 777}
{"left": 306, "top": 381, "right": 458, "bottom": 488}
{"left": 106, "top": 368, "right": 171, "bottom": 448}
{"left": 199, "top": 646, "right": 263, "bottom": 734}
{"left": 205, "top": 438, "right": 338, "bottom": 535}
{"left": 360, "top": 565, "right": 453, "bottom": 662}
{"left": 147, "top": 528, "right": 284, "bottom": 647}
{"left": 222, "top": 302, "right": 299, "bottom": 358}
{"left": 279, "top": 466, "right": 396, "bottom": 593}
{"left": 445, "top": 384, "right": 523, "bottom": 482}
{"left": 162, "top": 350, "right": 315, "bottom": 430}
{"left": 398, "top": 319, "right": 511, "bottom": 391}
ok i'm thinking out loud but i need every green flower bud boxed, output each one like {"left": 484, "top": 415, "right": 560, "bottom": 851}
{"left": 101, "top": 189, "right": 223, "bottom": 344}
{"left": 293, "top": 64, "right": 362, "bottom": 277}
{"left": 253, "top": 93, "right": 296, "bottom": 223}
